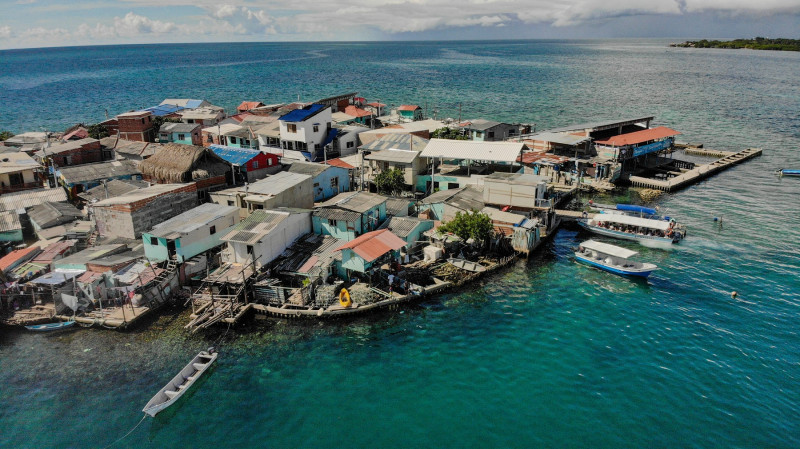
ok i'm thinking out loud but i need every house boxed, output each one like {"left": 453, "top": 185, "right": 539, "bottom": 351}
{"left": 397, "top": 105, "right": 423, "bottom": 121}
{"left": 15, "top": 239, "right": 78, "bottom": 278}
{"left": 57, "top": 160, "right": 143, "bottom": 198}
{"left": 220, "top": 208, "right": 312, "bottom": 269}
{"left": 158, "top": 123, "right": 202, "bottom": 146}
{"left": 361, "top": 134, "right": 427, "bottom": 189}
{"left": 143, "top": 203, "right": 239, "bottom": 263}
{"left": 482, "top": 172, "right": 550, "bottom": 210}
{"left": 92, "top": 183, "right": 199, "bottom": 239}
{"left": 115, "top": 111, "right": 157, "bottom": 142}
{"left": 461, "top": 120, "right": 521, "bottom": 141}
{"left": 201, "top": 123, "right": 246, "bottom": 147}
{"left": 162, "top": 99, "right": 214, "bottom": 109}
{"left": 141, "top": 103, "right": 185, "bottom": 118}
{"left": 343, "top": 105, "right": 374, "bottom": 126}
{"left": 77, "top": 179, "right": 150, "bottom": 205}
{"left": 138, "top": 143, "right": 230, "bottom": 197}
{"left": 36, "top": 138, "right": 110, "bottom": 167}
{"left": 209, "top": 171, "right": 314, "bottom": 219}
{"left": 279, "top": 104, "right": 337, "bottom": 162}
{"left": 210, "top": 145, "right": 280, "bottom": 183}
{"left": 287, "top": 161, "right": 350, "bottom": 202}
{"left": 0, "top": 210, "right": 23, "bottom": 242}
{"left": 418, "top": 185, "right": 485, "bottom": 221}
{"left": 180, "top": 107, "right": 226, "bottom": 127}
{"left": 61, "top": 125, "right": 89, "bottom": 141}
{"left": 0, "top": 246, "right": 42, "bottom": 278}
{"left": 52, "top": 243, "right": 128, "bottom": 271}
{"left": 335, "top": 229, "right": 406, "bottom": 275}
{"left": 385, "top": 197, "right": 414, "bottom": 217}
{"left": 2, "top": 132, "right": 49, "bottom": 154}
{"left": 315, "top": 92, "right": 358, "bottom": 113}
{"left": 334, "top": 125, "right": 370, "bottom": 157}
{"left": 254, "top": 122, "right": 282, "bottom": 152}
{"left": 237, "top": 101, "right": 265, "bottom": 113}
{"left": 0, "top": 152, "right": 41, "bottom": 194}
{"left": 0, "top": 187, "right": 68, "bottom": 212}
{"left": 28, "top": 202, "right": 84, "bottom": 235}
{"left": 312, "top": 191, "right": 387, "bottom": 241}
{"left": 365, "top": 102, "right": 386, "bottom": 117}
{"left": 379, "top": 216, "right": 434, "bottom": 252}
{"left": 100, "top": 137, "right": 162, "bottom": 162}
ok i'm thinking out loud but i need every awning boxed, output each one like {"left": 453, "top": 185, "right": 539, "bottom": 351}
{"left": 580, "top": 239, "right": 638, "bottom": 259}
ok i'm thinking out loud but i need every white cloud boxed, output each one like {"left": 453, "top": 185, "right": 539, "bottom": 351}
{"left": 206, "top": 5, "right": 276, "bottom": 34}
{"left": 0, "top": 26, "right": 11, "bottom": 39}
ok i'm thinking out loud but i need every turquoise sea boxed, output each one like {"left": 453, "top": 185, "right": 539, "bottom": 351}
{"left": 1, "top": 40, "right": 800, "bottom": 448}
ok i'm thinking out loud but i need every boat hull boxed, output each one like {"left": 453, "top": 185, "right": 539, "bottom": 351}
{"left": 574, "top": 254, "right": 655, "bottom": 278}
{"left": 25, "top": 321, "right": 76, "bottom": 332}
{"left": 143, "top": 351, "right": 217, "bottom": 417}
{"left": 577, "top": 220, "right": 678, "bottom": 246}
{"left": 779, "top": 169, "right": 800, "bottom": 177}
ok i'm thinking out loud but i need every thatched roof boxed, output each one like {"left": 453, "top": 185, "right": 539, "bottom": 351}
{"left": 139, "top": 143, "right": 229, "bottom": 183}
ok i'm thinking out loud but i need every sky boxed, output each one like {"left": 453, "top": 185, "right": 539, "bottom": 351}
{"left": 0, "top": 0, "right": 799, "bottom": 50}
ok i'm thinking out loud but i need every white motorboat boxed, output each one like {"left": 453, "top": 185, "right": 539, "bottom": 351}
{"left": 574, "top": 240, "right": 658, "bottom": 278}
{"left": 577, "top": 212, "right": 685, "bottom": 247}
{"left": 143, "top": 349, "right": 217, "bottom": 417}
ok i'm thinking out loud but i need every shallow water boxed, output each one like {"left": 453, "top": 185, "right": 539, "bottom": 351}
{"left": 1, "top": 40, "right": 799, "bottom": 448}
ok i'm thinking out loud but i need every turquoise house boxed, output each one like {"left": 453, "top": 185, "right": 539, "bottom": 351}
{"left": 288, "top": 161, "right": 350, "bottom": 202}
{"left": 380, "top": 217, "right": 434, "bottom": 251}
{"left": 312, "top": 191, "right": 387, "bottom": 241}
{"left": 158, "top": 122, "right": 202, "bottom": 146}
{"left": 143, "top": 203, "right": 239, "bottom": 263}
{"left": 336, "top": 229, "right": 406, "bottom": 275}
{"left": 397, "top": 105, "right": 423, "bottom": 121}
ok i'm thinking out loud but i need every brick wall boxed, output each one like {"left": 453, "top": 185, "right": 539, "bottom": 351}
{"left": 53, "top": 141, "right": 103, "bottom": 166}
{"left": 94, "top": 184, "right": 199, "bottom": 239}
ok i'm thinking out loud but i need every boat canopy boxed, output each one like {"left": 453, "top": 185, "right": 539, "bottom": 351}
{"left": 580, "top": 240, "right": 638, "bottom": 259}
{"left": 616, "top": 204, "right": 657, "bottom": 216}
{"left": 592, "top": 213, "right": 670, "bottom": 231}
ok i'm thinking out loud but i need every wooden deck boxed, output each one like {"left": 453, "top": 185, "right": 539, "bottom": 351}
{"left": 628, "top": 148, "right": 762, "bottom": 192}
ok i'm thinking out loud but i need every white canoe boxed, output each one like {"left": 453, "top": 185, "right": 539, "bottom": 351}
{"left": 447, "top": 258, "right": 487, "bottom": 273}
{"left": 143, "top": 350, "right": 217, "bottom": 417}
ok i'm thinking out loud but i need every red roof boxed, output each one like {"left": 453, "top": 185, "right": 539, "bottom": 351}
{"left": 398, "top": 105, "right": 421, "bottom": 111}
{"left": 0, "top": 246, "right": 42, "bottom": 272}
{"left": 63, "top": 127, "right": 89, "bottom": 141}
{"left": 336, "top": 229, "right": 406, "bottom": 263}
{"left": 325, "top": 158, "right": 354, "bottom": 169}
{"left": 517, "top": 152, "right": 570, "bottom": 165}
{"left": 367, "top": 102, "right": 386, "bottom": 108}
{"left": 33, "top": 240, "right": 77, "bottom": 263}
{"left": 229, "top": 113, "right": 254, "bottom": 123}
{"left": 237, "top": 101, "right": 264, "bottom": 111}
{"left": 595, "top": 126, "right": 680, "bottom": 147}
{"left": 344, "top": 105, "right": 373, "bottom": 118}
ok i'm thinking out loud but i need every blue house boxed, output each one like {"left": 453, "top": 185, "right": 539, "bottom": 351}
{"left": 288, "top": 161, "right": 350, "bottom": 202}
{"left": 210, "top": 145, "right": 280, "bottom": 183}
{"left": 336, "top": 229, "right": 406, "bottom": 276}
{"left": 379, "top": 216, "right": 434, "bottom": 252}
{"left": 158, "top": 122, "right": 202, "bottom": 146}
{"left": 312, "top": 191, "right": 387, "bottom": 241}
{"left": 142, "top": 203, "right": 239, "bottom": 263}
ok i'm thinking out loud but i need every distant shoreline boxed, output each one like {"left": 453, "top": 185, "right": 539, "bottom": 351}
{"left": 670, "top": 38, "right": 800, "bottom": 52}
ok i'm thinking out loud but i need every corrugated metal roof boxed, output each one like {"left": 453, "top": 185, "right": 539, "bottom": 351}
{"left": 344, "top": 105, "right": 373, "bottom": 118}
{"left": 422, "top": 185, "right": 485, "bottom": 211}
{"left": 149, "top": 203, "right": 238, "bottom": 237}
{"left": 420, "top": 139, "right": 526, "bottom": 163}
{"left": 58, "top": 160, "right": 141, "bottom": 184}
{"left": 364, "top": 149, "right": 420, "bottom": 164}
{"left": 0, "top": 188, "right": 68, "bottom": 212}
{"left": 288, "top": 161, "right": 332, "bottom": 177}
{"left": 319, "top": 191, "right": 386, "bottom": 213}
{"left": 480, "top": 206, "right": 526, "bottom": 225}
{"left": 142, "top": 103, "right": 185, "bottom": 117}
{"left": 28, "top": 201, "right": 83, "bottom": 229}
{"left": 0, "top": 152, "right": 40, "bottom": 175}
{"left": 312, "top": 207, "right": 361, "bottom": 222}
{"left": 254, "top": 122, "right": 281, "bottom": 138}
{"left": 33, "top": 239, "right": 77, "bottom": 263}
{"left": 595, "top": 126, "right": 680, "bottom": 147}
{"left": 181, "top": 108, "right": 223, "bottom": 120}
{"left": 54, "top": 244, "right": 127, "bottom": 268}
{"left": 332, "top": 112, "right": 355, "bottom": 123}
{"left": 78, "top": 179, "right": 149, "bottom": 203}
{"left": 220, "top": 209, "right": 289, "bottom": 244}
{"left": 464, "top": 119, "right": 503, "bottom": 131}
{"left": 335, "top": 229, "right": 406, "bottom": 262}
{"left": 280, "top": 104, "right": 326, "bottom": 122}
{"left": 385, "top": 198, "right": 412, "bottom": 216}
{"left": 420, "top": 187, "right": 465, "bottom": 204}
{"left": 210, "top": 145, "right": 261, "bottom": 166}
{"left": 30, "top": 270, "right": 84, "bottom": 285}
{"left": 93, "top": 183, "right": 189, "bottom": 207}
{"left": 485, "top": 172, "right": 548, "bottom": 186}
{"left": 360, "top": 133, "right": 428, "bottom": 153}
{"left": 159, "top": 122, "right": 200, "bottom": 134}
{"left": 0, "top": 245, "right": 39, "bottom": 272}
{"left": 380, "top": 216, "right": 429, "bottom": 238}
{"left": 202, "top": 123, "right": 242, "bottom": 136}
{"left": 40, "top": 138, "right": 99, "bottom": 156}
{"left": 246, "top": 172, "right": 311, "bottom": 196}
{"left": 325, "top": 158, "right": 354, "bottom": 169}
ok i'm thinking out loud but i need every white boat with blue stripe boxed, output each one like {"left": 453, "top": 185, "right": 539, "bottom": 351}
{"left": 577, "top": 212, "right": 685, "bottom": 248}
{"left": 574, "top": 240, "right": 658, "bottom": 278}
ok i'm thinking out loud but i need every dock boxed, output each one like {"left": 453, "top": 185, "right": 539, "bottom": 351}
{"left": 555, "top": 210, "right": 594, "bottom": 221}
{"left": 628, "top": 148, "right": 762, "bottom": 192}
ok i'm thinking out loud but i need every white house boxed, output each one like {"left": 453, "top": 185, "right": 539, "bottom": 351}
{"left": 279, "top": 104, "right": 335, "bottom": 162}
{"left": 220, "top": 208, "right": 311, "bottom": 269}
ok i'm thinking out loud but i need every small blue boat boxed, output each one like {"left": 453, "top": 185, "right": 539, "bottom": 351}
{"left": 777, "top": 169, "right": 800, "bottom": 177}
{"left": 25, "top": 321, "right": 76, "bottom": 332}
{"left": 574, "top": 240, "right": 658, "bottom": 278}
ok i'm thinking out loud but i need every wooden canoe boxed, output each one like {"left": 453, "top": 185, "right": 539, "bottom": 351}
{"left": 143, "top": 350, "right": 217, "bottom": 417}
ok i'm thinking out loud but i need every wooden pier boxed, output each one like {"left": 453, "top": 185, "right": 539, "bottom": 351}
{"left": 628, "top": 148, "right": 762, "bottom": 192}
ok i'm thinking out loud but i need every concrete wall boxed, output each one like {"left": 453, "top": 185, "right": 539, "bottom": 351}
{"left": 94, "top": 186, "right": 198, "bottom": 239}
{"left": 313, "top": 214, "right": 357, "bottom": 241}
{"left": 143, "top": 207, "right": 238, "bottom": 262}
{"left": 244, "top": 177, "right": 314, "bottom": 212}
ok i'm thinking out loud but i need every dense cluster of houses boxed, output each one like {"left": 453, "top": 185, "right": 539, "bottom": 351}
{"left": 0, "top": 92, "right": 681, "bottom": 327}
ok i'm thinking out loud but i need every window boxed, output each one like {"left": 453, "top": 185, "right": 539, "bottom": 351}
{"left": 346, "top": 141, "right": 354, "bottom": 148}
{"left": 267, "top": 158, "right": 273, "bottom": 166}
{"left": 287, "top": 124, "right": 297, "bottom": 133}
{"left": 246, "top": 245, "right": 254, "bottom": 255}
{"left": 314, "top": 182, "right": 320, "bottom": 189}
{"left": 8, "top": 172, "right": 23, "bottom": 186}
{"left": 227, "top": 200, "right": 235, "bottom": 206}
{"left": 207, "top": 135, "right": 213, "bottom": 143}
{"left": 328, "top": 219, "right": 335, "bottom": 226}
{"left": 252, "top": 160, "right": 259, "bottom": 169}
{"left": 160, "top": 133, "right": 168, "bottom": 140}
{"left": 230, "top": 137, "right": 237, "bottom": 144}
{"left": 188, "top": 119, "right": 194, "bottom": 124}
{"left": 178, "top": 133, "right": 185, "bottom": 141}
{"left": 63, "top": 156, "right": 69, "bottom": 166}
{"left": 330, "top": 177, "right": 338, "bottom": 189}
{"left": 313, "top": 124, "right": 319, "bottom": 132}
{"left": 209, "top": 225, "right": 216, "bottom": 235}
{"left": 141, "top": 118, "right": 145, "bottom": 124}
{"left": 150, "top": 236, "right": 158, "bottom": 245}
{"left": 487, "top": 131, "right": 494, "bottom": 139}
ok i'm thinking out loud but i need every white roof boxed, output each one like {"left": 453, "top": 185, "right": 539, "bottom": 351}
{"left": 202, "top": 123, "right": 242, "bottom": 136}
{"left": 420, "top": 139, "right": 525, "bottom": 164}
{"left": 580, "top": 240, "right": 638, "bottom": 259}
{"left": 0, "top": 152, "right": 40, "bottom": 175}
{"left": 480, "top": 207, "right": 526, "bottom": 224}
{"left": 593, "top": 213, "right": 670, "bottom": 231}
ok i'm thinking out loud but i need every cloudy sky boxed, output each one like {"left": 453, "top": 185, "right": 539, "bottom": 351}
{"left": 1, "top": 0, "right": 799, "bottom": 49}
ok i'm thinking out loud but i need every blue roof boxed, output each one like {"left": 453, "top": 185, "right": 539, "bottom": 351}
{"left": 210, "top": 145, "right": 261, "bottom": 166}
{"left": 323, "top": 128, "right": 339, "bottom": 147}
{"left": 280, "top": 104, "right": 326, "bottom": 122}
{"left": 184, "top": 100, "right": 204, "bottom": 109}
{"left": 142, "top": 103, "right": 185, "bottom": 117}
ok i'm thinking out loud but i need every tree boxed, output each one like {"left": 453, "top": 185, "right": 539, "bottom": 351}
{"left": 87, "top": 123, "right": 109, "bottom": 139}
{"left": 431, "top": 127, "right": 468, "bottom": 140}
{"left": 151, "top": 115, "right": 181, "bottom": 132}
{"left": 374, "top": 167, "right": 405, "bottom": 195}
{"left": 0, "top": 131, "right": 14, "bottom": 141}
{"left": 438, "top": 210, "right": 494, "bottom": 243}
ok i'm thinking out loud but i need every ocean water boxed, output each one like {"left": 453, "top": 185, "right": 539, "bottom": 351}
{"left": 1, "top": 40, "right": 799, "bottom": 448}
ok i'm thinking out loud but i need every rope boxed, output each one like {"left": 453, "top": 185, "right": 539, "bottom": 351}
{"left": 100, "top": 414, "right": 147, "bottom": 449}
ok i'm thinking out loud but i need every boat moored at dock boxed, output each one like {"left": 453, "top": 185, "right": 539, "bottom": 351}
{"left": 574, "top": 240, "right": 658, "bottom": 278}
{"left": 776, "top": 169, "right": 800, "bottom": 177}
{"left": 143, "top": 349, "right": 217, "bottom": 417}
{"left": 577, "top": 212, "right": 685, "bottom": 247}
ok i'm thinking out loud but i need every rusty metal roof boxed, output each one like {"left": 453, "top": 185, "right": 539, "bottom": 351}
{"left": 595, "top": 126, "right": 680, "bottom": 147}
{"left": 336, "top": 229, "right": 406, "bottom": 262}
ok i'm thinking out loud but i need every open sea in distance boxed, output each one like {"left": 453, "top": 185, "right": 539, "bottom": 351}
{"left": 1, "top": 39, "right": 799, "bottom": 448}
